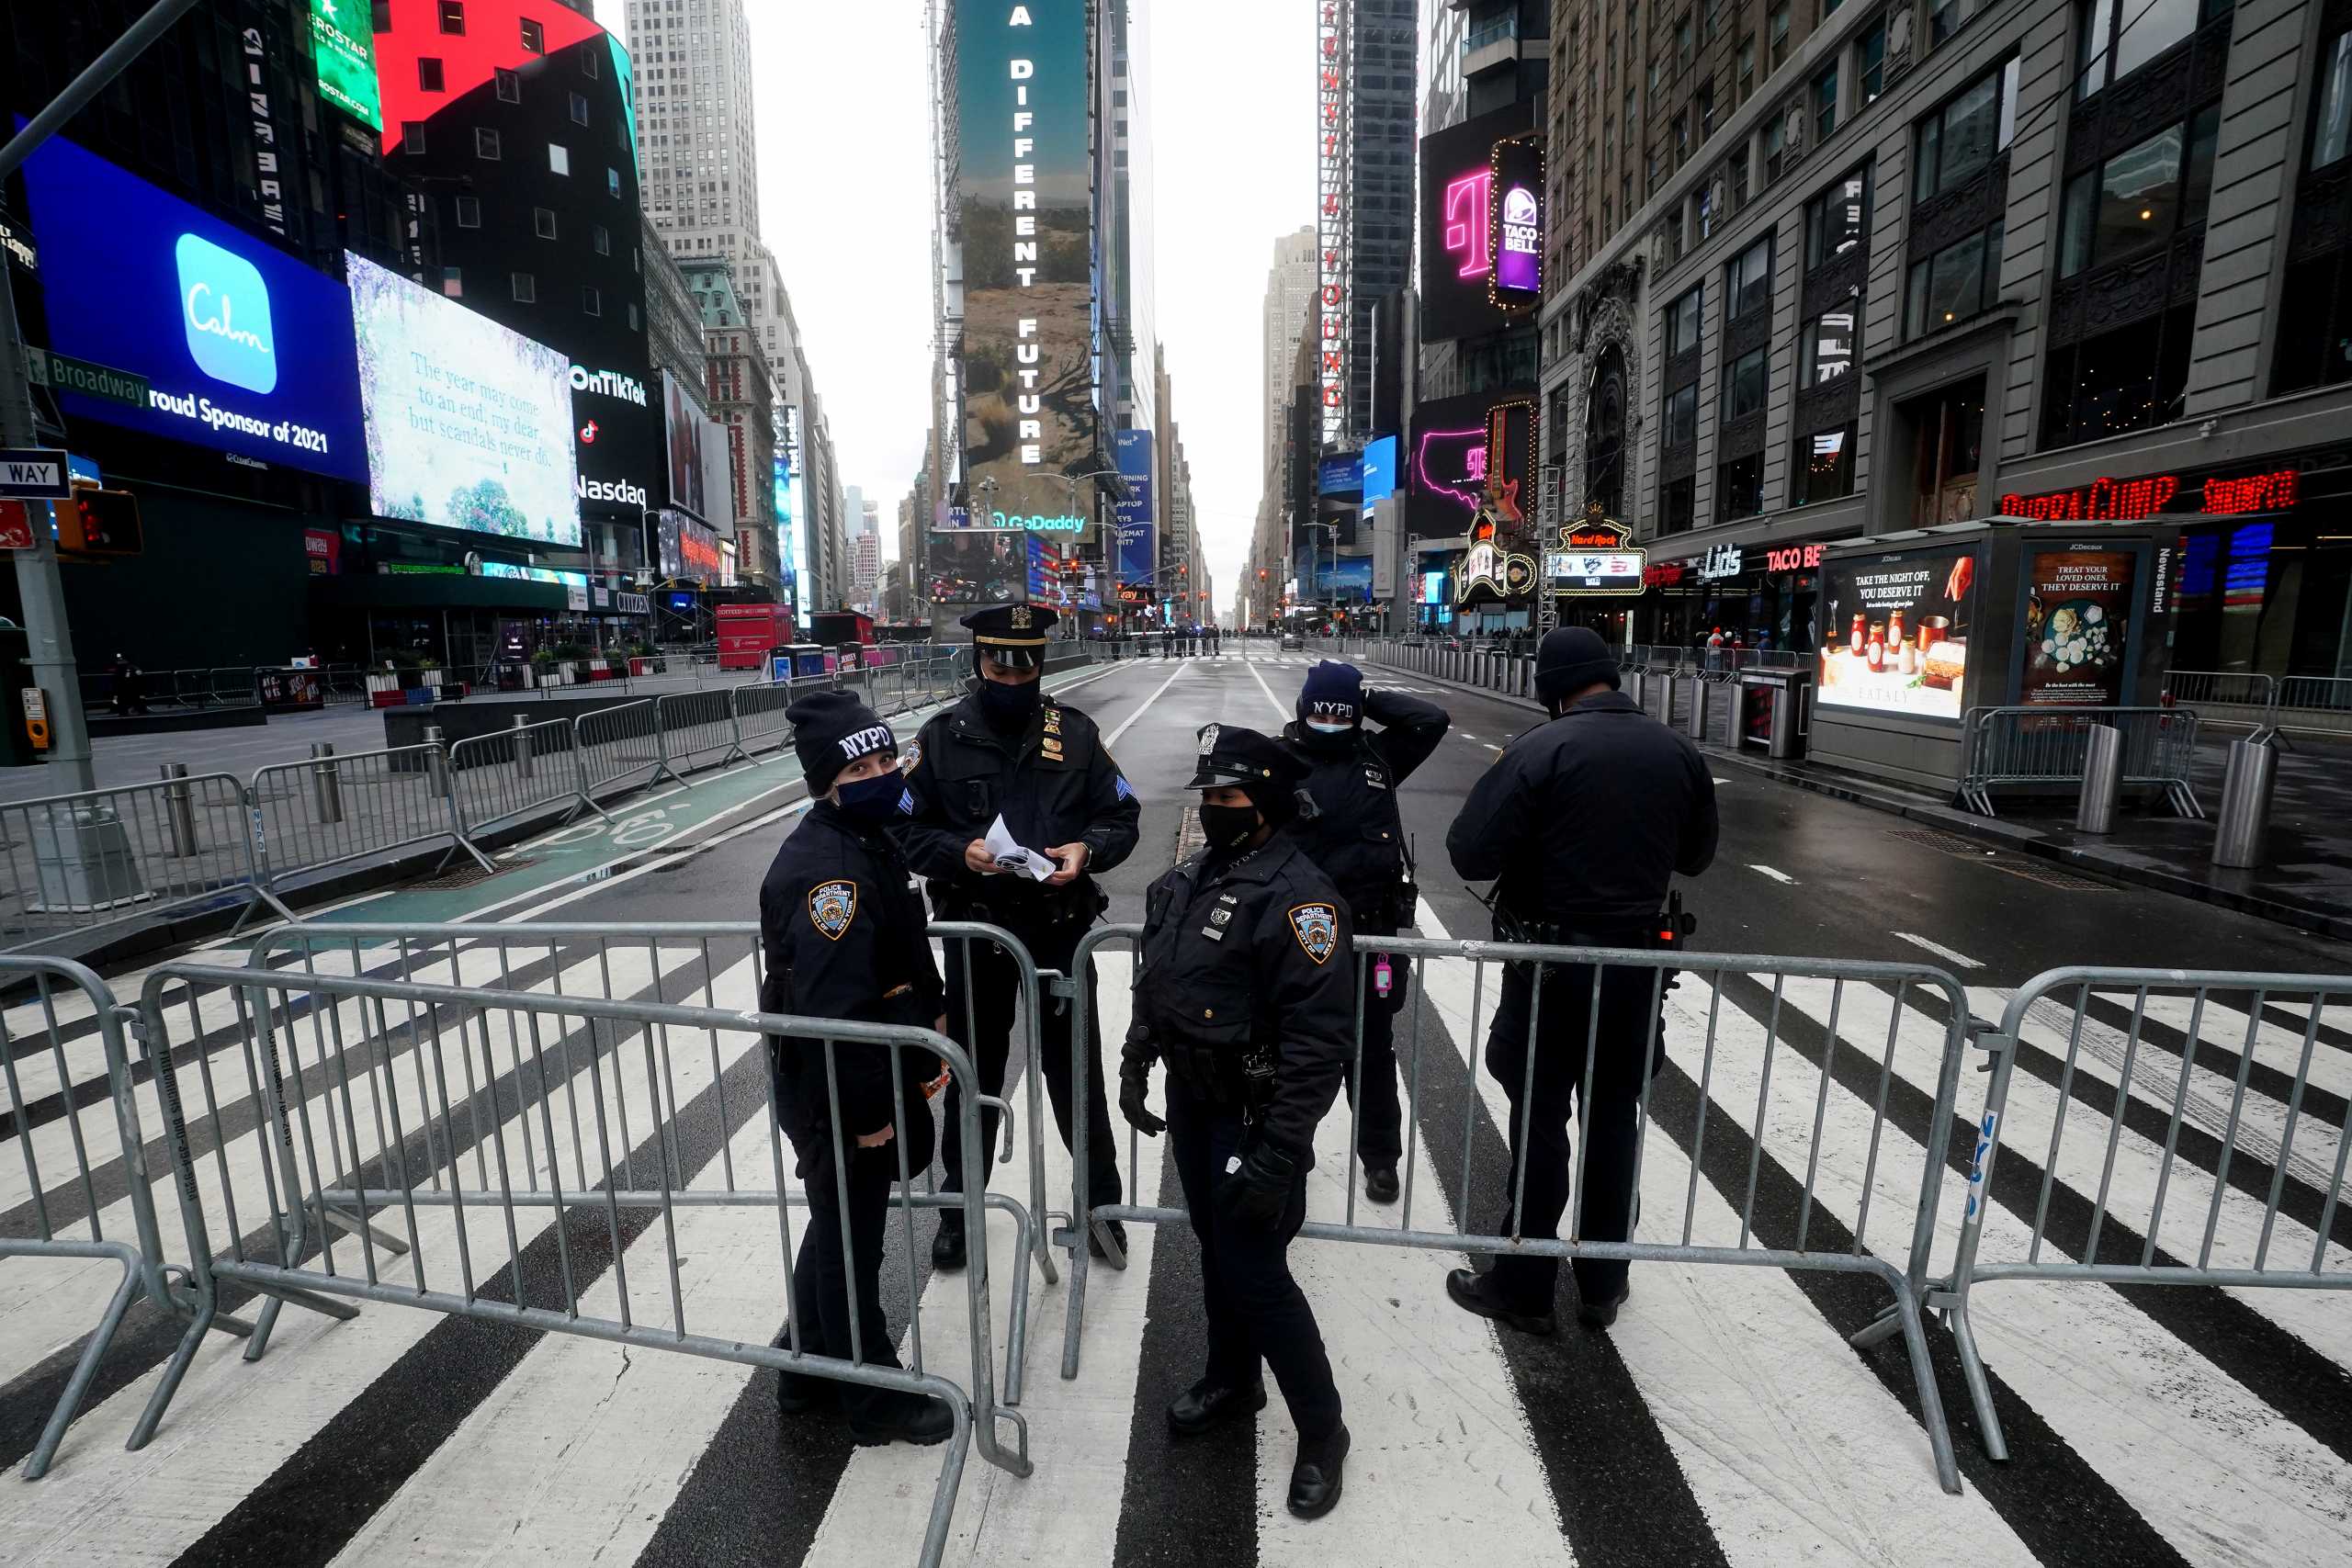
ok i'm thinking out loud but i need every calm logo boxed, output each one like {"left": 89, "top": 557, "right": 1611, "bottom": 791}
{"left": 175, "top": 233, "right": 277, "bottom": 394}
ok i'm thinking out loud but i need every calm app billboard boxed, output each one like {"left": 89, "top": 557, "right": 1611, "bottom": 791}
{"left": 17, "top": 133, "right": 367, "bottom": 481}
{"left": 347, "top": 253, "right": 580, "bottom": 547}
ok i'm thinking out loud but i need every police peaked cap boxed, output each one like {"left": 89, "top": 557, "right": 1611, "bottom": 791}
{"left": 961, "top": 603, "right": 1059, "bottom": 668}
{"left": 1183, "top": 723, "right": 1307, "bottom": 792}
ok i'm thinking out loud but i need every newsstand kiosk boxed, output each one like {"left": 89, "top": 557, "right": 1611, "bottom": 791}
{"left": 1805, "top": 516, "right": 2180, "bottom": 800}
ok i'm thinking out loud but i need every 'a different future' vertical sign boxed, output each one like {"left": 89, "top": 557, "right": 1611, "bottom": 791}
{"left": 955, "top": 2, "right": 1096, "bottom": 529}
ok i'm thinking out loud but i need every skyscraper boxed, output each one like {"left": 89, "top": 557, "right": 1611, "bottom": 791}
{"left": 625, "top": 0, "right": 761, "bottom": 263}
{"left": 1348, "top": 0, "right": 1417, "bottom": 443}
{"left": 1264, "top": 227, "right": 1318, "bottom": 456}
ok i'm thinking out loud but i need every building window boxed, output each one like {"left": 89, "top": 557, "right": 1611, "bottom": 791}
{"left": 512, "top": 272, "right": 536, "bottom": 303}
{"left": 401, "top": 121, "right": 427, "bottom": 154}
{"left": 438, "top": 0, "right": 464, "bottom": 35}
{"left": 495, "top": 66, "right": 520, "bottom": 103}
{"left": 2041, "top": 303, "right": 2195, "bottom": 446}
{"left": 475, "top": 126, "right": 501, "bottom": 160}
{"left": 1705, "top": 0, "right": 1727, "bottom": 41}
{"left": 1731, "top": 145, "right": 1752, "bottom": 209}
{"left": 1792, "top": 424, "right": 1858, "bottom": 504}
{"left": 2314, "top": 28, "right": 2352, "bottom": 170}
{"left": 628, "top": 303, "right": 641, "bottom": 333}
{"left": 2054, "top": 107, "right": 2219, "bottom": 278}
{"left": 549, "top": 143, "right": 571, "bottom": 175}
{"left": 593, "top": 223, "right": 611, "bottom": 255}
{"left": 582, "top": 45, "right": 601, "bottom": 79}
{"left": 1800, "top": 309, "right": 1857, "bottom": 383}
{"left": 1664, "top": 285, "right": 1704, "bottom": 357}
{"left": 1700, "top": 82, "right": 1716, "bottom": 139}
{"left": 1717, "top": 454, "right": 1765, "bottom": 518}
{"left": 1737, "top": 37, "right": 1756, "bottom": 103}
{"left": 1928, "top": 0, "right": 1984, "bottom": 49}
{"left": 582, "top": 286, "right": 601, "bottom": 317}
{"left": 1905, "top": 223, "right": 2005, "bottom": 335}
{"left": 454, "top": 193, "right": 481, "bottom": 229}
{"left": 1913, "top": 59, "right": 2019, "bottom": 203}
{"left": 1675, "top": 111, "right": 1690, "bottom": 166}
{"left": 1859, "top": 18, "right": 1887, "bottom": 103}
{"left": 1766, "top": 112, "right": 1789, "bottom": 182}
{"left": 533, "top": 207, "right": 558, "bottom": 240}
{"left": 1658, "top": 476, "right": 1697, "bottom": 535}
{"left": 1698, "top": 183, "right": 1718, "bottom": 241}
{"left": 1815, "top": 63, "right": 1840, "bottom": 141}
{"left": 1726, "top": 233, "right": 1773, "bottom": 316}
{"left": 442, "top": 265, "right": 462, "bottom": 299}
{"left": 372, "top": 1, "right": 390, "bottom": 28}
{"left": 1677, "top": 11, "right": 1694, "bottom": 70}
{"left": 2077, "top": 0, "right": 2231, "bottom": 100}
{"left": 418, "top": 57, "right": 445, "bottom": 92}
{"left": 1665, "top": 381, "right": 1700, "bottom": 445}
{"left": 608, "top": 167, "right": 622, "bottom": 198}
{"left": 2272, "top": 29, "right": 2352, "bottom": 395}
{"left": 1770, "top": 3, "right": 1792, "bottom": 68}
{"left": 1721, "top": 345, "right": 1769, "bottom": 420}
{"left": 521, "top": 17, "right": 545, "bottom": 53}
{"left": 571, "top": 92, "right": 590, "bottom": 126}
{"left": 1804, "top": 164, "right": 1872, "bottom": 268}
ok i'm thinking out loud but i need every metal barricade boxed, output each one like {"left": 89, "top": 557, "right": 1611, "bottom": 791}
{"left": 137, "top": 949, "right": 1035, "bottom": 1568}
{"left": 1057, "top": 924, "right": 1972, "bottom": 1493}
{"left": 1960, "top": 705, "right": 2202, "bottom": 818}
{"left": 575, "top": 699, "right": 667, "bottom": 798}
{"left": 1895, "top": 965, "right": 2352, "bottom": 1466}
{"left": 447, "top": 717, "right": 605, "bottom": 851}
{"left": 250, "top": 741, "right": 490, "bottom": 901}
{"left": 0, "top": 955, "right": 183, "bottom": 1476}
{"left": 2275, "top": 674, "right": 2352, "bottom": 736}
{"left": 0, "top": 773, "right": 274, "bottom": 951}
{"left": 732, "top": 679, "right": 798, "bottom": 755}
{"left": 656, "top": 687, "right": 746, "bottom": 776}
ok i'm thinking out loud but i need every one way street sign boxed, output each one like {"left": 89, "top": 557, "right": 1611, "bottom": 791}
{"left": 0, "top": 448, "right": 70, "bottom": 500}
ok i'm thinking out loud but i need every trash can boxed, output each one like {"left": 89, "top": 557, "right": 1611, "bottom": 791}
{"left": 28, "top": 805, "right": 150, "bottom": 911}
{"left": 1737, "top": 669, "right": 1813, "bottom": 760}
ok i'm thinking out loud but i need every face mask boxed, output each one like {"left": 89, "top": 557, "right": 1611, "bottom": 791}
{"left": 1200, "top": 803, "right": 1261, "bottom": 849}
{"left": 1302, "top": 718, "right": 1356, "bottom": 747}
{"left": 834, "top": 771, "right": 907, "bottom": 826}
{"left": 978, "top": 677, "right": 1041, "bottom": 728}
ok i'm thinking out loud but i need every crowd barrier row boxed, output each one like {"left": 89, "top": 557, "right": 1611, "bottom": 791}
{"left": 2163, "top": 668, "right": 2352, "bottom": 742}
{"left": 1958, "top": 705, "right": 2202, "bottom": 818}
{"left": 0, "top": 653, "right": 983, "bottom": 956}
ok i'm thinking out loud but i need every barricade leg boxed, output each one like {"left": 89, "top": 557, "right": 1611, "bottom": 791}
{"left": 15, "top": 1239, "right": 143, "bottom": 1479}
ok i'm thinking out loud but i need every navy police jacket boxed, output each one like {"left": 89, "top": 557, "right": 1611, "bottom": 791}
{"left": 758, "top": 801, "right": 945, "bottom": 1163}
{"left": 1128, "top": 839, "right": 1355, "bottom": 1164}
{"left": 1278, "top": 686, "right": 1450, "bottom": 926}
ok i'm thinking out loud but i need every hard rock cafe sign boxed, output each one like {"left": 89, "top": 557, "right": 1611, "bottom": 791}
{"left": 1547, "top": 503, "right": 1646, "bottom": 596}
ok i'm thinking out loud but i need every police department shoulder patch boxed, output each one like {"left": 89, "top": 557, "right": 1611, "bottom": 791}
{"left": 899, "top": 739, "right": 922, "bottom": 773}
{"left": 807, "top": 880, "right": 857, "bottom": 941}
{"left": 1288, "top": 902, "right": 1340, "bottom": 964}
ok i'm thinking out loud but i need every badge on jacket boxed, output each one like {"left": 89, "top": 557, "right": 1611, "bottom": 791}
{"left": 1289, "top": 902, "right": 1340, "bottom": 964}
{"left": 808, "top": 880, "right": 858, "bottom": 940}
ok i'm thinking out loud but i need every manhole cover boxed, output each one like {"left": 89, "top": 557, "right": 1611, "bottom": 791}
{"left": 1887, "top": 828, "right": 1985, "bottom": 856}
{"left": 411, "top": 856, "right": 526, "bottom": 891}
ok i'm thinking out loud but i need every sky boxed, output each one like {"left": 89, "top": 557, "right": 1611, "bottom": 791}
{"left": 601, "top": 1, "right": 1317, "bottom": 595}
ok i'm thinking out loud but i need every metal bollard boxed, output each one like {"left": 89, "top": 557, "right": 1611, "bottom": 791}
{"left": 160, "top": 762, "right": 198, "bottom": 857}
{"left": 1627, "top": 667, "right": 1646, "bottom": 707}
{"left": 1685, "top": 673, "right": 1710, "bottom": 741}
{"left": 2211, "top": 736, "right": 2277, "bottom": 868}
{"left": 310, "top": 743, "right": 345, "bottom": 824}
{"left": 2075, "top": 723, "right": 2121, "bottom": 834}
{"left": 424, "top": 725, "right": 448, "bottom": 795}
{"left": 511, "top": 713, "right": 535, "bottom": 779}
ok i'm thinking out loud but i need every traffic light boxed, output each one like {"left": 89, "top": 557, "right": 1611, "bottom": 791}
{"left": 62, "top": 489, "right": 142, "bottom": 555}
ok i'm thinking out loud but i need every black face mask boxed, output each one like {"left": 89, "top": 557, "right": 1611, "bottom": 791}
{"left": 834, "top": 771, "right": 906, "bottom": 827}
{"left": 978, "top": 676, "right": 1041, "bottom": 728}
{"left": 1199, "top": 803, "right": 1261, "bottom": 850}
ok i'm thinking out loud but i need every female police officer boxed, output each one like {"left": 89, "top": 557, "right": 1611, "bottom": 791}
{"left": 1116, "top": 724, "right": 1356, "bottom": 1517}
{"left": 759, "top": 689, "right": 954, "bottom": 1446}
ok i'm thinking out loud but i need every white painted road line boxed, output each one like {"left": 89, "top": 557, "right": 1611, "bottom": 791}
{"left": 1105, "top": 660, "right": 1191, "bottom": 748}
{"left": 1246, "top": 657, "right": 1295, "bottom": 724}
{"left": 1890, "top": 932, "right": 1984, "bottom": 970}
{"left": 1748, "top": 864, "right": 1797, "bottom": 886}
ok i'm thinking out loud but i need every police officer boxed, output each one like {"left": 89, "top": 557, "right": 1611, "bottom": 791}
{"left": 900, "top": 603, "right": 1141, "bottom": 1269}
{"left": 759, "top": 690, "right": 954, "bottom": 1445}
{"left": 1278, "top": 660, "right": 1450, "bottom": 1203}
{"left": 1119, "top": 724, "right": 1354, "bottom": 1518}
{"left": 1441, "top": 626, "right": 1717, "bottom": 1333}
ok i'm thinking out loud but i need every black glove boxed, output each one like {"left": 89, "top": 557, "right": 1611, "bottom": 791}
{"left": 1119, "top": 1037, "right": 1164, "bottom": 1137}
{"left": 1219, "top": 1138, "right": 1299, "bottom": 1229}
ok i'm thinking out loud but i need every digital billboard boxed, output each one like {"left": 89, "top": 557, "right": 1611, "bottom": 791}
{"left": 701, "top": 416, "right": 734, "bottom": 531}
{"left": 1361, "top": 435, "right": 1398, "bottom": 507}
{"left": 17, "top": 133, "right": 367, "bottom": 482}
{"left": 955, "top": 0, "right": 1096, "bottom": 528}
{"left": 1408, "top": 389, "right": 1537, "bottom": 537}
{"left": 1418, "top": 101, "right": 1538, "bottom": 344}
{"left": 2018, "top": 544, "right": 2141, "bottom": 707}
{"left": 662, "top": 370, "right": 708, "bottom": 520}
{"left": 929, "top": 528, "right": 1027, "bottom": 605}
{"left": 1818, "top": 542, "right": 1980, "bottom": 724}
{"left": 1114, "top": 428, "right": 1156, "bottom": 588}
{"left": 660, "top": 512, "right": 722, "bottom": 586}
{"left": 348, "top": 253, "right": 579, "bottom": 546}
{"left": 309, "top": 0, "right": 382, "bottom": 130}
{"left": 1491, "top": 135, "right": 1544, "bottom": 307}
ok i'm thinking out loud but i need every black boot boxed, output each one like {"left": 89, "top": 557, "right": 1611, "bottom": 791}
{"left": 847, "top": 1389, "right": 956, "bottom": 1448}
{"left": 931, "top": 1213, "right": 967, "bottom": 1271}
{"left": 1286, "top": 1424, "right": 1350, "bottom": 1518}
{"left": 1167, "top": 1377, "right": 1267, "bottom": 1436}
{"left": 1090, "top": 1217, "right": 1128, "bottom": 1262}
{"left": 1363, "top": 1165, "right": 1400, "bottom": 1204}
{"left": 771, "top": 1332, "right": 837, "bottom": 1416}
{"left": 1444, "top": 1267, "right": 1556, "bottom": 1336}
{"left": 1578, "top": 1281, "right": 1631, "bottom": 1328}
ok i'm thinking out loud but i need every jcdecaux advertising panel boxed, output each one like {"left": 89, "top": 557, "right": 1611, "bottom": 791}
{"left": 17, "top": 132, "right": 368, "bottom": 482}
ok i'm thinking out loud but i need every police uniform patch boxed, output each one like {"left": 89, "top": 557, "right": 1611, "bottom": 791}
{"left": 1011, "top": 604, "right": 1033, "bottom": 629}
{"left": 807, "top": 880, "right": 857, "bottom": 941}
{"left": 1288, "top": 902, "right": 1340, "bottom": 964}
{"left": 899, "top": 739, "right": 922, "bottom": 773}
